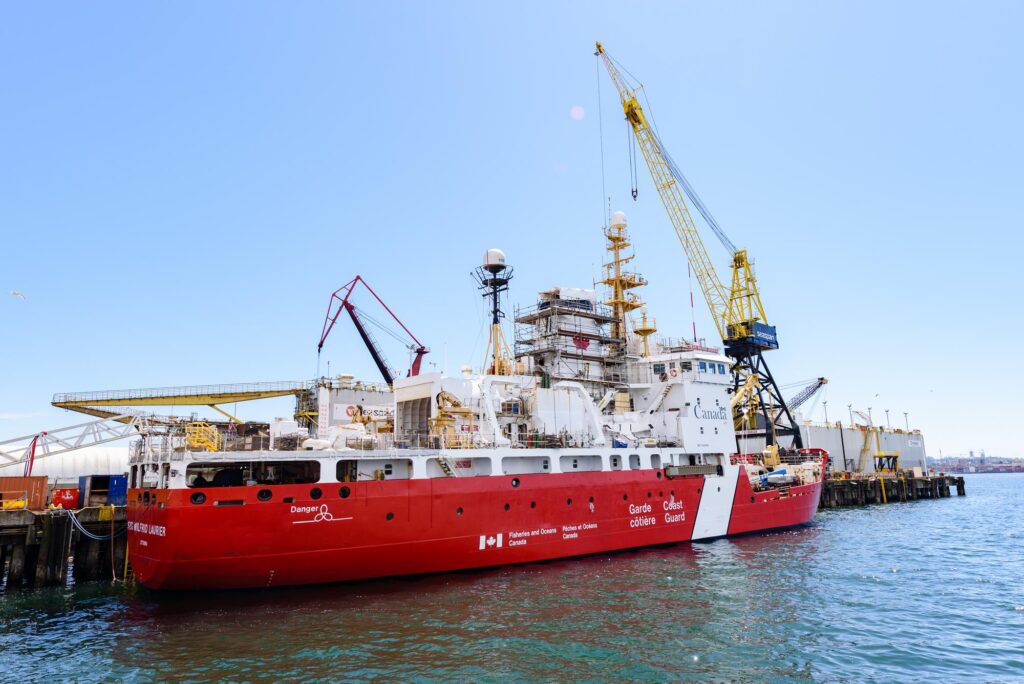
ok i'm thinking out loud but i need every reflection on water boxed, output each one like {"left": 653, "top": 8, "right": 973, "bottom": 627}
{"left": 2, "top": 474, "right": 1022, "bottom": 683}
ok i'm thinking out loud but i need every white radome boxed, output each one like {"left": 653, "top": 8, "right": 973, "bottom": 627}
{"left": 610, "top": 211, "right": 628, "bottom": 229}
{"left": 484, "top": 248, "right": 507, "bottom": 272}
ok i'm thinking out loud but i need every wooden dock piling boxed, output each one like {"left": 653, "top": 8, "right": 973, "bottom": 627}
{"left": 0, "top": 507, "right": 126, "bottom": 590}
{"left": 820, "top": 474, "right": 965, "bottom": 509}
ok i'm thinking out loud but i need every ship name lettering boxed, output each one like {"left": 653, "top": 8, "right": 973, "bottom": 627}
{"left": 628, "top": 503, "right": 652, "bottom": 515}
{"left": 128, "top": 521, "right": 166, "bottom": 537}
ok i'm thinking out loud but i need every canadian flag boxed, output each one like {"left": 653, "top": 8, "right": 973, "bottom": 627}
{"left": 572, "top": 336, "right": 591, "bottom": 350}
{"left": 479, "top": 533, "right": 503, "bottom": 550}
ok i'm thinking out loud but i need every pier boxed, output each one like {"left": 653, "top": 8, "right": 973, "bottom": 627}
{"left": 0, "top": 507, "right": 127, "bottom": 589}
{"left": 819, "top": 473, "right": 965, "bottom": 508}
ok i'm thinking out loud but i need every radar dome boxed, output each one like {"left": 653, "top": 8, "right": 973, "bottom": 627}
{"left": 610, "top": 211, "right": 628, "bottom": 229}
{"left": 484, "top": 248, "right": 507, "bottom": 273}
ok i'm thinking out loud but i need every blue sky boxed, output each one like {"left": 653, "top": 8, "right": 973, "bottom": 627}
{"left": 2, "top": 2, "right": 1021, "bottom": 457}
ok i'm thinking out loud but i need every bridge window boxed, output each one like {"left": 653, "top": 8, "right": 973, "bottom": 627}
{"left": 718, "top": 364, "right": 726, "bottom": 374}
{"left": 699, "top": 361, "right": 707, "bottom": 373}
{"left": 338, "top": 458, "right": 413, "bottom": 481}
{"left": 653, "top": 363, "right": 666, "bottom": 375}
{"left": 187, "top": 460, "right": 320, "bottom": 488}
{"left": 502, "top": 456, "right": 549, "bottom": 475}
{"left": 560, "top": 455, "right": 601, "bottom": 472}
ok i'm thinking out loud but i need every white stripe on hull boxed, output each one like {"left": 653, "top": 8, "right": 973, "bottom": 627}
{"left": 691, "top": 468, "right": 739, "bottom": 540}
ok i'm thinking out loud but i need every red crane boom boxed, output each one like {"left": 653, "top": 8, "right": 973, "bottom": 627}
{"left": 317, "top": 276, "right": 428, "bottom": 385}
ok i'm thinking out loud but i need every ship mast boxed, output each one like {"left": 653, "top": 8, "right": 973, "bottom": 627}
{"left": 601, "top": 211, "right": 653, "bottom": 356}
{"left": 473, "top": 249, "right": 515, "bottom": 375}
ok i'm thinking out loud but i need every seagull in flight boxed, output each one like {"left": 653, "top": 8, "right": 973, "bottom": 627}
{"left": 10, "top": 290, "right": 26, "bottom": 300}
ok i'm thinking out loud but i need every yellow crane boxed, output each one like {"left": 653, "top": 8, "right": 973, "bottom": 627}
{"left": 596, "top": 41, "right": 802, "bottom": 448}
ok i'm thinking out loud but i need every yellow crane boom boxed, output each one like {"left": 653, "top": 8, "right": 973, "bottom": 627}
{"left": 595, "top": 42, "right": 771, "bottom": 346}
{"left": 596, "top": 41, "right": 800, "bottom": 448}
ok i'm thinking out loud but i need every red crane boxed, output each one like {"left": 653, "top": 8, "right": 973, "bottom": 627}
{"left": 317, "top": 276, "right": 428, "bottom": 385}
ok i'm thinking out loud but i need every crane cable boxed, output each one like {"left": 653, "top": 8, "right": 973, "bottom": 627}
{"left": 627, "top": 125, "right": 639, "bottom": 200}
{"left": 596, "top": 56, "right": 609, "bottom": 227}
{"left": 350, "top": 304, "right": 415, "bottom": 349}
{"left": 606, "top": 52, "right": 737, "bottom": 255}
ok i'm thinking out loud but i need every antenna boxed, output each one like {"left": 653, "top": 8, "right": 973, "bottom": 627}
{"left": 472, "top": 249, "right": 514, "bottom": 375}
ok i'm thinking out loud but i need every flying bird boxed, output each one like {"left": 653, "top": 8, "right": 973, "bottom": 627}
{"left": 9, "top": 291, "right": 26, "bottom": 300}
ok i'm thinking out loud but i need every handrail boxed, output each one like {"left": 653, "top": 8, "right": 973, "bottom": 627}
{"left": 54, "top": 380, "right": 315, "bottom": 404}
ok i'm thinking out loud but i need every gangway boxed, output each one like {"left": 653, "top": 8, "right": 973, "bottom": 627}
{"left": 0, "top": 412, "right": 164, "bottom": 473}
{"left": 52, "top": 380, "right": 313, "bottom": 423}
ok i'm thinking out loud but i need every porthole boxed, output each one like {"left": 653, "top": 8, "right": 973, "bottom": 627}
{"left": 257, "top": 489, "right": 272, "bottom": 501}
{"left": 190, "top": 492, "right": 206, "bottom": 505}
{"left": 386, "top": 512, "right": 394, "bottom": 521}
{"left": 143, "top": 491, "right": 150, "bottom": 505}
{"left": 511, "top": 478, "right": 520, "bottom": 488}
{"left": 656, "top": 471, "right": 663, "bottom": 479}
{"left": 456, "top": 506, "right": 463, "bottom": 516}
{"left": 750, "top": 496, "right": 755, "bottom": 503}
{"left": 589, "top": 496, "right": 595, "bottom": 504}
{"left": 530, "top": 501, "right": 536, "bottom": 509}
{"left": 504, "top": 503, "right": 511, "bottom": 512}
{"left": 567, "top": 498, "right": 573, "bottom": 506}
{"left": 339, "top": 486, "right": 351, "bottom": 499}
{"left": 659, "top": 491, "right": 663, "bottom": 497}
{"left": 623, "top": 493, "right": 628, "bottom": 501}
{"left": 647, "top": 491, "right": 653, "bottom": 498}
{"left": 310, "top": 487, "right": 322, "bottom": 500}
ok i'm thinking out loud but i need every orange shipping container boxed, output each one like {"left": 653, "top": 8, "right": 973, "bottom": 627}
{"left": 0, "top": 476, "right": 49, "bottom": 510}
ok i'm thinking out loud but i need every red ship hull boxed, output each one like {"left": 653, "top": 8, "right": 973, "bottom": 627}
{"left": 128, "top": 464, "right": 824, "bottom": 591}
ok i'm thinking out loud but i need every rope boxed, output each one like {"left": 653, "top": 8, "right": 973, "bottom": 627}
{"left": 596, "top": 56, "right": 608, "bottom": 227}
{"left": 61, "top": 508, "right": 126, "bottom": 541}
{"left": 627, "top": 125, "right": 638, "bottom": 200}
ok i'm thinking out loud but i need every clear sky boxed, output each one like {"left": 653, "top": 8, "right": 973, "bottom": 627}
{"left": 2, "top": 2, "right": 1021, "bottom": 457}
